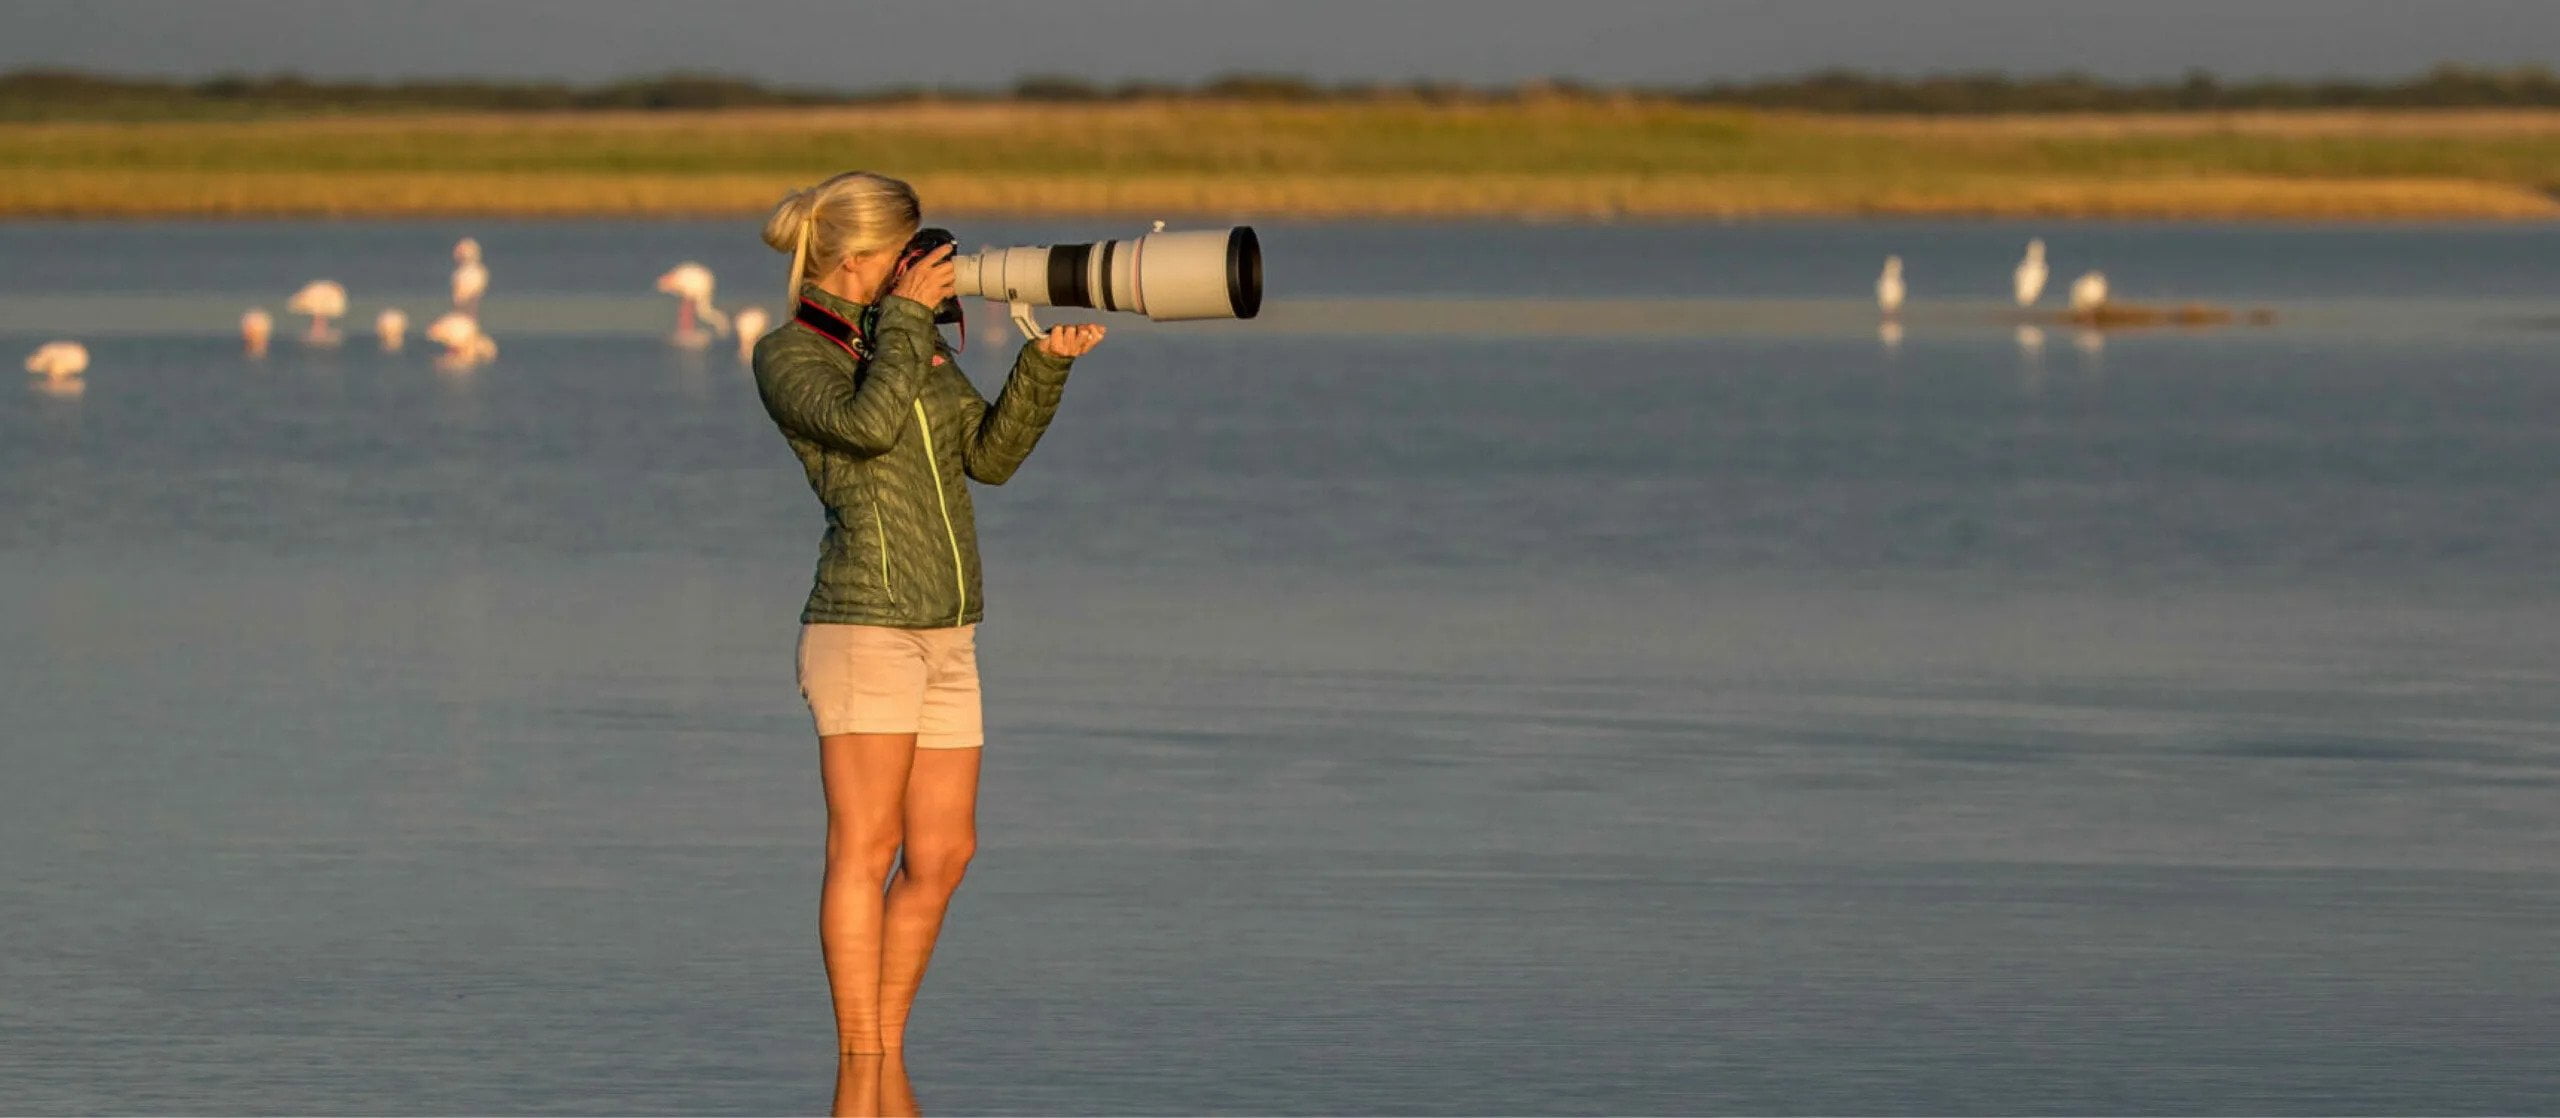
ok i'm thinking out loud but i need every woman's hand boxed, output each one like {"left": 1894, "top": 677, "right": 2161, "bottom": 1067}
{"left": 889, "top": 245, "right": 956, "bottom": 307}
{"left": 1037, "top": 322, "right": 1106, "bottom": 359}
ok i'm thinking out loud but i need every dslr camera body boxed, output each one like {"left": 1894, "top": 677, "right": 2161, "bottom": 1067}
{"left": 888, "top": 227, "right": 967, "bottom": 326}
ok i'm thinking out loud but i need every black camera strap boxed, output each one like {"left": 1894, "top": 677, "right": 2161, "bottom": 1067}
{"left": 793, "top": 298, "right": 870, "bottom": 361}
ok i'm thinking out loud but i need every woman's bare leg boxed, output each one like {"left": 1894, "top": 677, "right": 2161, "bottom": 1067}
{"left": 831, "top": 1054, "right": 882, "bottom": 1118}
{"left": 880, "top": 1050, "right": 918, "bottom": 1117}
{"left": 878, "top": 747, "right": 981, "bottom": 1050}
{"left": 820, "top": 732, "right": 917, "bottom": 1055}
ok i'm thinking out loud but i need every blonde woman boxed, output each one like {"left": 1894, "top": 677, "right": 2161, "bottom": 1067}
{"left": 753, "top": 172, "right": 1105, "bottom": 1056}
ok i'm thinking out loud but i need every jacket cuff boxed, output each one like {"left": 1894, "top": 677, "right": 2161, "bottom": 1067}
{"left": 1018, "top": 341, "right": 1075, "bottom": 378}
{"left": 875, "top": 295, "right": 938, "bottom": 348}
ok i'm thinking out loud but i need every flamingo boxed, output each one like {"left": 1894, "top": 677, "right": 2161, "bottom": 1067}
{"left": 25, "top": 340, "right": 89, "bottom": 379}
{"left": 377, "top": 308, "right": 408, "bottom": 352}
{"left": 1876, "top": 255, "right": 1905, "bottom": 318}
{"left": 2069, "top": 271, "right": 2109, "bottom": 312}
{"left": 731, "top": 306, "right": 771, "bottom": 362}
{"left": 453, "top": 238, "right": 488, "bottom": 314}
{"left": 426, "top": 311, "right": 498, "bottom": 369}
{"left": 241, "top": 308, "right": 274, "bottom": 356}
{"left": 655, "top": 262, "right": 732, "bottom": 349}
{"left": 286, "top": 280, "right": 348, "bottom": 346}
{"left": 2015, "top": 239, "right": 2049, "bottom": 308}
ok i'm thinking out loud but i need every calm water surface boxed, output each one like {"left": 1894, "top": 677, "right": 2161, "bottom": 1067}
{"left": 3, "top": 220, "right": 2558, "bottom": 1114}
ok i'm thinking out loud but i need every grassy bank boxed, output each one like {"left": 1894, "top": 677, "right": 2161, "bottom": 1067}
{"left": 4, "top": 102, "right": 2556, "bottom": 220}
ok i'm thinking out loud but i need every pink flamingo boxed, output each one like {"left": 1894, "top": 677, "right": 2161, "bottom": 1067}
{"left": 453, "top": 238, "right": 488, "bottom": 314}
{"left": 731, "top": 306, "right": 770, "bottom": 361}
{"left": 286, "top": 281, "right": 348, "bottom": 346}
{"left": 655, "top": 262, "right": 731, "bottom": 349}
{"left": 426, "top": 312, "right": 497, "bottom": 370}
{"left": 25, "top": 340, "right": 89, "bottom": 380}
{"left": 241, "top": 308, "right": 274, "bottom": 356}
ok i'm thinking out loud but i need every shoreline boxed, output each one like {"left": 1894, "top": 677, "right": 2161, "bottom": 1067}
{"left": 7, "top": 105, "right": 2554, "bottom": 221}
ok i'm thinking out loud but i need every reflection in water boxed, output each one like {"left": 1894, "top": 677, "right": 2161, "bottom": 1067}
{"left": 2015, "top": 324, "right": 2047, "bottom": 395}
{"left": 670, "top": 345, "right": 715, "bottom": 400}
{"left": 2073, "top": 327, "right": 2106, "bottom": 363}
{"left": 833, "top": 1054, "right": 919, "bottom": 1118}
{"left": 27, "top": 376, "right": 84, "bottom": 400}
{"left": 1877, "top": 318, "right": 1903, "bottom": 353}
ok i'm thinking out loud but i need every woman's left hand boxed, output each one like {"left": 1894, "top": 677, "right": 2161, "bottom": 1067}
{"left": 1037, "top": 323, "right": 1106, "bottom": 359}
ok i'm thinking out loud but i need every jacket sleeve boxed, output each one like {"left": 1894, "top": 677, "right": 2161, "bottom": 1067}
{"left": 753, "top": 296, "right": 942, "bottom": 459}
{"left": 956, "top": 340, "right": 1075, "bottom": 485}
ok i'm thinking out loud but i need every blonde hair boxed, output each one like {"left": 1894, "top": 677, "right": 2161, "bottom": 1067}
{"left": 760, "top": 171, "right": 922, "bottom": 307}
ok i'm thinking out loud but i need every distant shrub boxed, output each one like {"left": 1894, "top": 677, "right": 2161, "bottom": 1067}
{"left": 4, "top": 65, "right": 2558, "bottom": 121}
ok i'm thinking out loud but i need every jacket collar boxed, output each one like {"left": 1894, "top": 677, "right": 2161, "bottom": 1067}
{"left": 799, "top": 283, "right": 869, "bottom": 322}
{"left": 794, "top": 284, "right": 871, "bottom": 358}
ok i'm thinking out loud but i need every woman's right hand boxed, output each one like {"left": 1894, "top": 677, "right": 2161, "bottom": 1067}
{"left": 890, "top": 244, "right": 956, "bottom": 307}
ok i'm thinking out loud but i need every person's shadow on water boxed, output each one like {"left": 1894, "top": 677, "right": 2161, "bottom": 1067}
{"left": 833, "top": 1053, "right": 919, "bottom": 1117}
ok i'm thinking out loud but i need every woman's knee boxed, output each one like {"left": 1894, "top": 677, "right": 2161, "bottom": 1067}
{"left": 899, "top": 836, "right": 976, "bottom": 892}
{"left": 827, "top": 820, "right": 904, "bottom": 882}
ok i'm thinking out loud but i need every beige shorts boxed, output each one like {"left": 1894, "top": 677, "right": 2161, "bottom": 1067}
{"left": 796, "top": 623, "right": 984, "bottom": 749}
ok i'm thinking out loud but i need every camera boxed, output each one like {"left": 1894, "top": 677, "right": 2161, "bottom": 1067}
{"left": 952, "top": 224, "right": 1262, "bottom": 339}
{"left": 889, "top": 226, "right": 966, "bottom": 325}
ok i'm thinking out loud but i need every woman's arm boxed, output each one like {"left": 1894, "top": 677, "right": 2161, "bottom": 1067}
{"left": 754, "top": 295, "right": 943, "bottom": 458}
{"left": 957, "top": 341, "right": 1075, "bottom": 484}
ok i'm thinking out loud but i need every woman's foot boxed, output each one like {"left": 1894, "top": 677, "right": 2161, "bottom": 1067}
{"left": 833, "top": 1053, "right": 883, "bottom": 1118}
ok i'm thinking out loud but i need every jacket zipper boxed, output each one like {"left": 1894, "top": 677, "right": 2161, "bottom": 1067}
{"left": 872, "top": 504, "right": 892, "bottom": 594}
{"left": 912, "top": 398, "right": 966, "bottom": 625}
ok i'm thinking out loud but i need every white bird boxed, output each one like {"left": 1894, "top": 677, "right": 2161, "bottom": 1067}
{"left": 731, "top": 306, "right": 771, "bottom": 362}
{"left": 1876, "top": 255, "right": 1905, "bottom": 318}
{"left": 286, "top": 280, "right": 348, "bottom": 346}
{"left": 2069, "top": 270, "right": 2109, "bottom": 312}
{"left": 452, "top": 238, "right": 488, "bottom": 314}
{"left": 241, "top": 308, "right": 274, "bottom": 356}
{"left": 426, "top": 311, "right": 497, "bottom": 369}
{"left": 377, "top": 308, "right": 408, "bottom": 352}
{"left": 2014, "top": 238, "right": 2049, "bottom": 308}
{"left": 25, "top": 340, "right": 89, "bottom": 379}
{"left": 655, "top": 262, "right": 731, "bottom": 348}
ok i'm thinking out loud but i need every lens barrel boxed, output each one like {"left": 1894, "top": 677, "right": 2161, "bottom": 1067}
{"left": 952, "top": 225, "right": 1261, "bottom": 322}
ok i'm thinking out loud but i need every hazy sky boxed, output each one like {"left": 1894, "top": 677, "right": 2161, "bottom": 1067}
{"left": 6, "top": 0, "right": 2556, "bottom": 87}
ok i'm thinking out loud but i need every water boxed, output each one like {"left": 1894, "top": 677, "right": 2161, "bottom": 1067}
{"left": 4, "top": 219, "right": 2558, "bottom": 1114}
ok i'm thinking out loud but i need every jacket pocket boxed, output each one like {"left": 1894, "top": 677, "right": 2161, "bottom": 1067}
{"left": 870, "top": 504, "right": 895, "bottom": 596}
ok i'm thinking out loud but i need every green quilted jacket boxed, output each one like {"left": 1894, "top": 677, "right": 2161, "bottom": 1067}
{"left": 752, "top": 285, "right": 1075, "bottom": 628}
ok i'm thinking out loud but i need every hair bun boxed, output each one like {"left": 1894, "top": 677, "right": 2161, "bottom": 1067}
{"left": 760, "top": 188, "right": 815, "bottom": 254}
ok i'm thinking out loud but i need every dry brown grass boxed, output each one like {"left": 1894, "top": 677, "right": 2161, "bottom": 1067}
{"left": 1824, "top": 109, "right": 2560, "bottom": 138}
{"left": 4, "top": 104, "right": 2555, "bottom": 220}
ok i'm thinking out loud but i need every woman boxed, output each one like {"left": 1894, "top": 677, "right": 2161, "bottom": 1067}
{"left": 752, "top": 171, "right": 1104, "bottom": 1056}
